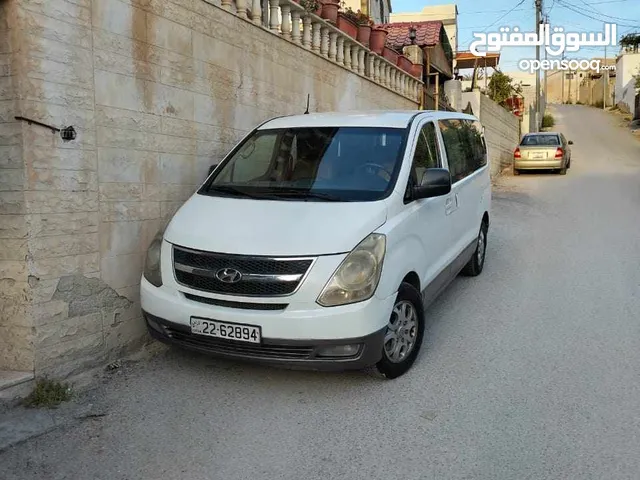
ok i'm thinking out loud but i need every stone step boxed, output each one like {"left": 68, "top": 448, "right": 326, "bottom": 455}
{"left": 0, "top": 371, "right": 34, "bottom": 402}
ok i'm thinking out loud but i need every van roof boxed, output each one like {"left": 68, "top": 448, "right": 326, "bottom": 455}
{"left": 259, "top": 110, "right": 479, "bottom": 129}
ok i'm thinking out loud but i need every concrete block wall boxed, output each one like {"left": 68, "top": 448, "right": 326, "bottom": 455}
{"left": 480, "top": 94, "right": 520, "bottom": 177}
{"left": 0, "top": 0, "right": 418, "bottom": 378}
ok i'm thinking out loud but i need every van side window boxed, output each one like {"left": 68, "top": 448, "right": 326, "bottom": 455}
{"left": 438, "top": 119, "right": 469, "bottom": 182}
{"left": 409, "top": 122, "right": 441, "bottom": 186}
{"left": 438, "top": 119, "right": 486, "bottom": 183}
{"left": 466, "top": 120, "right": 487, "bottom": 171}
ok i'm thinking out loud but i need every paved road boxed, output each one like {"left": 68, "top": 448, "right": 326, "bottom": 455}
{"left": 3, "top": 105, "right": 640, "bottom": 480}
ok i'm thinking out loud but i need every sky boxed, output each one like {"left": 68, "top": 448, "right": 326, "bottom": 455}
{"left": 390, "top": 0, "right": 640, "bottom": 74}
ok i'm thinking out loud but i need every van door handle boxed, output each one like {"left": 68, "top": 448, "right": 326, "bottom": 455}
{"left": 445, "top": 197, "right": 454, "bottom": 215}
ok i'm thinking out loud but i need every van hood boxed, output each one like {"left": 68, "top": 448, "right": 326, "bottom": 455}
{"left": 164, "top": 193, "right": 388, "bottom": 256}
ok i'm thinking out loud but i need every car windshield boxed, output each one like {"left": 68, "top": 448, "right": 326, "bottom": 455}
{"left": 199, "top": 126, "right": 407, "bottom": 202}
{"left": 521, "top": 134, "right": 560, "bottom": 146}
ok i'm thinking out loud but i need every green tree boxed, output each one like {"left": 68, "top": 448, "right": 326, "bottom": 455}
{"left": 621, "top": 33, "right": 640, "bottom": 53}
{"left": 487, "top": 71, "right": 522, "bottom": 108}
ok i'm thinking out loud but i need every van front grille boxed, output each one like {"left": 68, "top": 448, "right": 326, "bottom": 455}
{"left": 173, "top": 246, "right": 314, "bottom": 297}
{"left": 183, "top": 293, "right": 288, "bottom": 311}
{"left": 164, "top": 327, "right": 315, "bottom": 359}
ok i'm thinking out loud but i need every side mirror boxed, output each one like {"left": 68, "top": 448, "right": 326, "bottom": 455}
{"left": 412, "top": 168, "right": 451, "bottom": 200}
{"left": 208, "top": 164, "right": 218, "bottom": 177}
{"left": 568, "top": 140, "right": 574, "bottom": 145}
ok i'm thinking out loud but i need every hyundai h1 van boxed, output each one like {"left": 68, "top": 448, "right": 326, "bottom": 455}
{"left": 141, "top": 111, "right": 491, "bottom": 379}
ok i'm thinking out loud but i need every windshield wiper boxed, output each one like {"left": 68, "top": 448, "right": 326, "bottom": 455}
{"left": 206, "top": 186, "right": 343, "bottom": 201}
{"left": 206, "top": 185, "right": 266, "bottom": 199}
{"left": 266, "top": 189, "right": 343, "bottom": 202}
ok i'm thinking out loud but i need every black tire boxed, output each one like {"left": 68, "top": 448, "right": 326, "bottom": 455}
{"left": 513, "top": 166, "right": 520, "bottom": 175}
{"left": 567, "top": 158, "right": 571, "bottom": 168}
{"left": 461, "top": 220, "right": 488, "bottom": 277}
{"left": 375, "top": 282, "right": 425, "bottom": 379}
{"left": 559, "top": 167, "right": 567, "bottom": 175}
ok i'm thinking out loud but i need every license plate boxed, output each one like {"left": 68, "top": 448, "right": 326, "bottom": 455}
{"left": 190, "top": 318, "right": 261, "bottom": 343}
{"left": 531, "top": 152, "right": 545, "bottom": 159}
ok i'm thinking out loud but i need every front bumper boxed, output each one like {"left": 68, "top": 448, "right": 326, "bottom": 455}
{"left": 514, "top": 159, "right": 563, "bottom": 170}
{"left": 144, "top": 312, "right": 386, "bottom": 371}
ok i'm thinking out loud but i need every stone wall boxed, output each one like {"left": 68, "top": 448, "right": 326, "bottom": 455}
{"left": 0, "top": 0, "right": 419, "bottom": 378}
{"left": 0, "top": 0, "right": 32, "bottom": 372}
{"left": 615, "top": 53, "right": 640, "bottom": 117}
{"left": 462, "top": 90, "right": 520, "bottom": 177}
{"left": 578, "top": 75, "right": 615, "bottom": 107}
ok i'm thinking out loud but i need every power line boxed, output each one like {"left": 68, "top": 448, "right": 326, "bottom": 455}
{"left": 459, "top": 0, "right": 529, "bottom": 46}
{"left": 458, "top": 7, "right": 529, "bottom": 16}
{"left": 556, "top": 0, "right": 640, "bottom": 26}
{"left": 482, "top": 0, "right": 528, "bottom": 32}
{"left": 585, "top": 0, "right": 633, "bottom": 4}
{"left": 561, "top": 0, "right": 632, "bottom": 23}
{"left": 620, "top": 26, "right": 639, "bottom": 34}
{"left": 576, "top": 0, "right": 603, "bottom": 14}
{"left": 546, "top": 0, "right": 557, "bottom": 15}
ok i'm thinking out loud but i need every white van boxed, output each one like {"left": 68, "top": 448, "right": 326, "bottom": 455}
{"left": 141, "top": 110, "right": 491, "bottom": 379}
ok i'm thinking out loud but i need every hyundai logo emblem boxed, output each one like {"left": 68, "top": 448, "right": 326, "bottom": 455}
{"left": 215, "top": 268, "right": 242, "bottom": 283}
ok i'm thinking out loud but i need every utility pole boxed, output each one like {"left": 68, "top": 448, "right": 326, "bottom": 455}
{"left": 543, "top": 14, "right": 548, "bottom": 117}
{"left": 603, "top": 45, "right": 607, "bottom": 110}
{"left": 535, "top": 0, "right": 542, "bottom": 131}
{"left": 561, "top": 53, "right": 565, "bottom": 104}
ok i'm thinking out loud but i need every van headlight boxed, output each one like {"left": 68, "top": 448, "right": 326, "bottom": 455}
{"left": 143, "top": 231, "right": 164, "bottom": 287}
{"left": 317, "top": 234, "right": 386, "bottom": 307}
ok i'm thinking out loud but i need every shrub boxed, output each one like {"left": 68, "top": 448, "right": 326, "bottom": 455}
{"left": 300, "top": 0, "right": 320, "bottom": 12}
{"left": 339, "top": 3, "right": 359, "bottom": 23}
{"left": 24, "top": 378, "right": 72, "bottom": 408}
{"left": 541, "top": 113, "right": 555, "bottom": 128}
{"left": 353, "top": 10, "right": 373, "bottom": 26}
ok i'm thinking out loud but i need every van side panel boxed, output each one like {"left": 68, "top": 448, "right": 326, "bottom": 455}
{"left": 376, "top": 115, "right": 456, "bottom": 300}
{"left": 375, "top": 192, "right": 451, "bottom": 300}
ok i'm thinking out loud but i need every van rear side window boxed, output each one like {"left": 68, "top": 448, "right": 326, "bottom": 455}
{"left": 438, "top": 119, "right": 487, "bottom": 183}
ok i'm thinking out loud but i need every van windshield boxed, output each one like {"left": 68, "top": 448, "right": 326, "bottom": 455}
{"left": 520, "top": 134, "right": 560, "bottom": 146}
{"left": 199, "top": 127, "right": 407, "bottom": 202}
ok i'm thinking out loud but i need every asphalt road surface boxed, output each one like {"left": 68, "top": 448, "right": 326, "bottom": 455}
{"left": 3, "top": 105, "right": 640, "bottom": 480}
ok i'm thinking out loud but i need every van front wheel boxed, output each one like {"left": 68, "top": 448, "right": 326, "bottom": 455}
{"left": 376, "top": 282, "right": 425, "bottom": 379}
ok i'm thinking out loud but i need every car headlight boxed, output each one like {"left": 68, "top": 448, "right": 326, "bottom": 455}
{"left": 317, "top": 233, "right": 386, "bottom": 307}
{"left": 143, "top": 231, "right": 164, "bottom": 287}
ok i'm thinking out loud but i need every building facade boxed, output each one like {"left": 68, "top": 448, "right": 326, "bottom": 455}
{"left": 341, "top": 0, "right": 391, "bottom": 24}
{"left": 390, "top": 4, "right": 458, "bottom": 67}
{"left": 615, "top": 53, "right": 640, "bottom": 117}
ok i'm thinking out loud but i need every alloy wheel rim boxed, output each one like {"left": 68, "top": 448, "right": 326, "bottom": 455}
{"left": 383, "top": 300, "right": 418, "bottom": 363}
{"left": 477, "top": 229, "right": 486, "bottom": 265}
